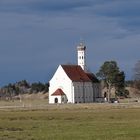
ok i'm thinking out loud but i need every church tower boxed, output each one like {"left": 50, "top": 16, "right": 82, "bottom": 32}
{"left": 77, "top": 42, "right": 86, "bottom": 71}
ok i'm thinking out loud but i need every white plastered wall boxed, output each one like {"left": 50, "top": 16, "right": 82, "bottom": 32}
{"left": 49, "top": 65, "right": 74, "bottom": 104}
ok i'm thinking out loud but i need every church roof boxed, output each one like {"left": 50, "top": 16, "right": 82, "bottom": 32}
{"left": 51, "top": 88, "right": 65, "bottom": 96}
{"left": 86, "top": 73, "right": 99, "bottom": 83}
{"left": 61, "top": 65, "right": 92, "bottom": 82}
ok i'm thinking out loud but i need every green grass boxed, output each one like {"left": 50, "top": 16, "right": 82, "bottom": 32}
{"left": 0, "top": 105, "right": 140, "bottom": 140}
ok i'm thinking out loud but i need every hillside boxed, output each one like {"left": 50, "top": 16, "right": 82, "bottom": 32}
{"left": 126, "top": 87, "right": 140, "bottom": 98}
{"left": 20, "top": 92, "right": 49, "bottom": 100}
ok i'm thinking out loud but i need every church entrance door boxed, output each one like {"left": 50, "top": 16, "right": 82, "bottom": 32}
{"left": 54, "top": 98, "right": 58, "bottom": 103}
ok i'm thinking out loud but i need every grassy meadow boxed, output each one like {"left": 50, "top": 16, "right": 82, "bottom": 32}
{"left": 0, "top": 102, "right": 140, "bottom": 140}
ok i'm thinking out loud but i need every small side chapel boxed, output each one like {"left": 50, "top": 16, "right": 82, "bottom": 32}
{"left": 49, "top": 43, "right": 101, "bottom": 104}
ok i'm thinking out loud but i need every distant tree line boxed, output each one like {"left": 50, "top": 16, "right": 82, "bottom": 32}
{"left": 0, "top": 80, "right": 49, "bottom": 99}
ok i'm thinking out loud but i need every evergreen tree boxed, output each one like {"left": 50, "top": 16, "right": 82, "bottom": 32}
{"left": 96, "top": 61, "right": 126, "bottom": 101}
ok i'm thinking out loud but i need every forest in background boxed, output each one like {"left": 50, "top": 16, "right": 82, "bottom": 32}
{"left": 0, "top": 80, "right": 49, "bottom": 99}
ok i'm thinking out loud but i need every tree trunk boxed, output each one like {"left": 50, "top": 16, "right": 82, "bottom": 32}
{"left": 107, "top": 83, "right": 111, "bottom": 103}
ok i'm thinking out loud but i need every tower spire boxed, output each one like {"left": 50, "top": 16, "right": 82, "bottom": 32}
{"left": 77, "top": 42, "right": 86, "bottom": 71}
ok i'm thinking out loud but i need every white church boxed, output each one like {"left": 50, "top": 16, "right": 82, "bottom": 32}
{"left": 49, "top": 43, "right": 101, "bottom": 104}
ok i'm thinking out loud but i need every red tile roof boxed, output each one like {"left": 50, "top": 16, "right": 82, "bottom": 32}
{"left": 61, "top": 65, "right": 91, "bottom": 82}
{"left": 51, "top": 88, "right": 65, "bottom": 96}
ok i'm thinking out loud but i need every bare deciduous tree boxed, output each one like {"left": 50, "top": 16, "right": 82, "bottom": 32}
{"left": 134, "top": 60, "right": 140, "bottom": 80}
{"left": 133, "top": 60, "right": 140, "bottom": 90}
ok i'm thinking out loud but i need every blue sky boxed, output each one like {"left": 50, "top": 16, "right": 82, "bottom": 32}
{"left": 0, "top": 0, "right": 140, "bottom": 86}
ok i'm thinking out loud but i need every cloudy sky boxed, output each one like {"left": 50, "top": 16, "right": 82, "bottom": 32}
{"left": 0, "top": 0, "right": 140, "bottom": 86}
